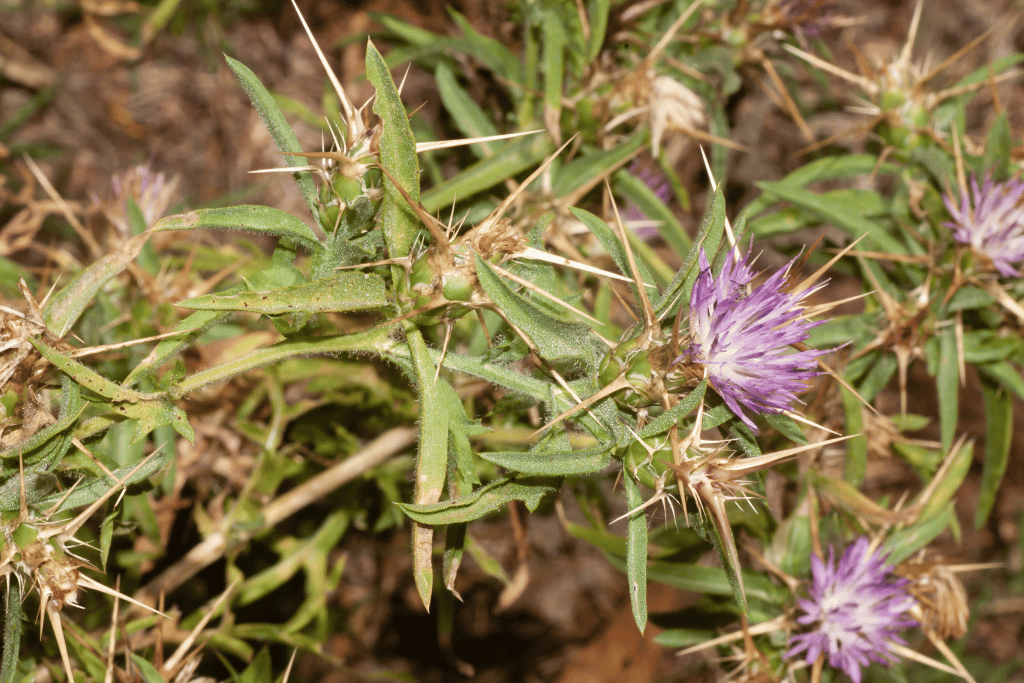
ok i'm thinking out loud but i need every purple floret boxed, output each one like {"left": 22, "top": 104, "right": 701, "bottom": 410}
{"left": 943, "top": 175, "right": 1024, "bottom": 277}
{"left": 787, "top": 537, "right": 917, "bottom": 683}
{"left": 677, "top": 248, "right": 830, "bottom": 430}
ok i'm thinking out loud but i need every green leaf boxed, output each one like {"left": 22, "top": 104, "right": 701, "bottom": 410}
{"left": 654, "top": 187, "right": 726, "bottom": 320}
{"left": 763, "top": 412, "right": 808, "bottom": 445}
{"left": 840, "top": 385, "right": 867, "bottom": 485}
{"left": 586, "top": 0, "right": 611, "bottom": 61}
{"left": 398, "top": 476, "right": 558, "bottom": 525}
{"left": 42, "top": 233, "right": 150, "bottom": 339}
{"left": 983, "top": 111, "right": 1012, "bottom": 176}
{"left": 623, "top": 472, "right": 647, "bottom": 633}
{"left": 225, "top": 55, "right": 322, "bottom": 228}
{"left": 551, "top": 131, "right": 645, "bottom": 199}
{"left": 421, "top": 136, "right": 551, "bottom": 214}
{"left": 879, "top": 503, "right": 955, "bottom": 565}
{"left": 976, "top": 383, "right": 1012, "bottom": 529}
{"left": 448, "top": 11, "right": 522, "bottom": 82}
{"left": 479, "top": 446, "right": 610, "bottom": 476}
{"left": 977, "top": 360, "right": 1024, "bottom": 402}
{"left": 153, "top": 205, "right": 322, "bottom": 253}
{"left": 637, "top": 380, "right": 707, "bottom": 438}
{"left": 238, "top": 647, "right": 273, "bottom": 683}
{"left": 945, "top": 285, "right": 996, "bottom": 312}
{"left": 434, "top": 62, "right": 499, "bottom": 158}
{"left": 366, "top": 40, "right": 420, "bottom": 260}
{"left": 30, "top": 339, "right": 154, "bottom": 404}
{"left": 405, "top": 325, "right": 450, "bottom": 611}
{"left": 384, "top": 343, "right": 551, "bottom": 400}
{"left": 1, "top": 582, "right": 22, "bottom": 683}
{"left": 475, "top": 256, "right": 596, "bottom": 373}
{"left": 961, "top": 329, "right": 1020, "bottom": 364}
{"left": 569, "top": 206, "right": 659, "bottom": 306}
{"left": 757, "top": 181, "right": 905, "bottom": 255}
{"left": 177, "top": 327, "right": 390, "bottom": 395}
{"left": 916, "top": 440, "right": 972, "bottom": 523}
{"left": 0, "top": 378, "right": 82, "bottom": 462}
{"left": 644, "top": 560, "right": 787, "bottom": 605}
{"left": 129, "top": 656, "right": 167, "bottom": 683}
{"left": 857, "top": 351, "right": 897, "bottom": 403}
{"left": 612, "top": 166, "right": 691, "bottom": 260}
{"left": 936, "top": 327, "right": 959, "bottom": 454}
{"left": 34, "top": 455, "right": 165, "bottom": 513}
{"left": 177, "top": 272, "right": 387, "bottom": 315}
{"left": 122, "top": 307, "right": 235, "bottom": 387}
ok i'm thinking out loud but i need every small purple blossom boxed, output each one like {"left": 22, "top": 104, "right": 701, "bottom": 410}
{"left": 943, "top": 174, "right": 1024, "bottom": 277}
{"left": 787, "top": 537, "right": 917, "bottom": 683}
{"left": 97, "top": 164, "right": 179, "bottom": 236}
{"left": 676, "top": 247, "right": 829, "bottom": 430}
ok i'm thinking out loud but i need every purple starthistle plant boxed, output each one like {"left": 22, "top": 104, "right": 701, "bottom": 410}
{"left": 943, "top": 174, "right": 1024, "bottom": 277}
{"left": 675, "top": 248, "right": 830, "bottom": 430}
{"left": 787, "top": 537, "right": 917, "bottom": 683}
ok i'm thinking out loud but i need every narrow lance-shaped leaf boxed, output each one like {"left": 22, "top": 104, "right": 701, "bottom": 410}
{"left": 177, "top": 272, "right": 387, "bottom": 315}
{"left": 936, "top": 326, "right": 959, "bottom": 455}
{"left": 225, "top": 55, "right": 322, "bottom": 229}
{"left": 434, "top": 62, "right": 499, "bottom": 158}
{"left": 42, "top": 233, "right": 150, "bottom": 339}
{"left": 152, "top": 205, "right": 322, "bottom": 253}
{"left": 654, "top": 187, "right": 725, "bottom": 320}
{"left": 976, "top": 383, "right": 1013, "bottom": 529}
{"left": 479, "top": 445, "right": 611, "bottom": 476}
{"left": 1, "top": 582, "right": 23, "bottom": 683}
{"left": 623, "top": 471, "right": 648, "bottom": 633}
{"left": 399, "top": 476, "right": 558, "bottom": 525}
{"left": 30, "top": 339, "right": 155, "bottom": 404}
{"left": 365, "top": 40, "right": 420, "bottom": 260}
{"left": 177, "top": 327, "right": 390, "bottom": 395}
{"left": 405, "top": 325, "right": 450, "bottom": 612}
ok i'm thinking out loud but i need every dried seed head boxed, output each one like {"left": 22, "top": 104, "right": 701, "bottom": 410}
{"left": 895, "top": 554, "right": 970, "bottom": 640}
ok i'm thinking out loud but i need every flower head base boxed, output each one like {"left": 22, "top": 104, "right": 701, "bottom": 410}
{"left": 675, "top": 248, "right": 829, "bottom": 430}
{"left": 787, "top": 537, "right": 917, "bottom": 683}
{"left": 943, "top": 174, "right": 1024, "bottom": 277}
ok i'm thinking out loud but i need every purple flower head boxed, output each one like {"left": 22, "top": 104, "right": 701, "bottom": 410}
{"left": 98, "top": 164, "right": 179, "bottom": 236}
{"left": 676, "top": 247, "right": 830, "bottom": 431}
{"left": 787, "top": 537, "right": 917, "bottom": 683}
{"left": 943, "top": 174, "right": 1024, "bottom": 277}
